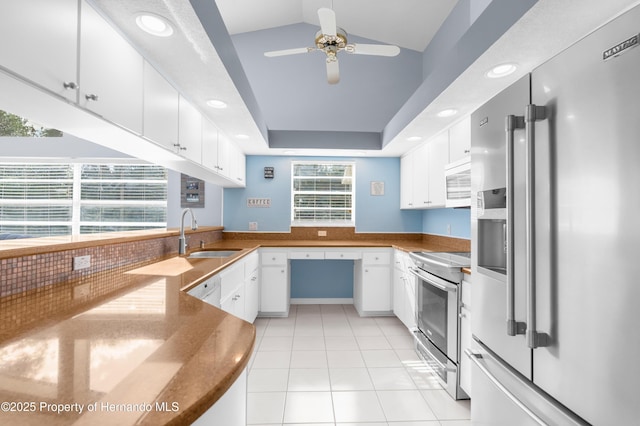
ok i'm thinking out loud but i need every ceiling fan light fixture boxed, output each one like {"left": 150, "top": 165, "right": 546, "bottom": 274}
{"left": 486, "top": 63, "right": 518, "bottom": 78}
{"left": 437, "top": 108, "right": 458, "bottom": 118}
{"left": 206, "top": 99, "right": 228, "bottom": 109}
{"left": 135, "top": 13, "right": 173, "bottom": 37}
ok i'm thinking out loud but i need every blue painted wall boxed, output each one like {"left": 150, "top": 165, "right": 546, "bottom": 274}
{"left": 290, "top": 260, "right": 354, "bottom": 299}
{"left": 223, "top": 155, "right": 422, "bottom": 232}
{"left": 421, "top": 208, "right": 471, "bottom": 239}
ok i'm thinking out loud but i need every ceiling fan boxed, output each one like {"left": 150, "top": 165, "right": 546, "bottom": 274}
{"left": 264, "top": 7, "right": 400, "bottom": 84}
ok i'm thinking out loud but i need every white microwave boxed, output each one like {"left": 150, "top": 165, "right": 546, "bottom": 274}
{"left": 444, "top": 157, "right": 471, "bottom": 207}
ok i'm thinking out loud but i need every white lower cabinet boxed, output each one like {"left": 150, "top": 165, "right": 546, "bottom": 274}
{"left": 459, "top": 276, "right": 472, "bottom": 397}
{"left": 244, "top": 252, "right": 259, "bottom": 323}
{"left": 393, "top": 250, "right": 416, "bottom": 329}
{"left": 192, "top": 368, "right": 247, "bottom": 426}
{"left": 354, "top": 249, "right": 393, "bottom": 316}
{"left": 259, "top": 250, "right": 289, "bottom": 317}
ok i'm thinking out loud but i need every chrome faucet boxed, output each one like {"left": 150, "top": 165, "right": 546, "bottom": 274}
{"left": 179, "top": 208, "right": 198, "bottom": 255}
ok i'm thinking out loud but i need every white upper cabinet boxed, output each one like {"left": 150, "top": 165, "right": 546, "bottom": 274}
{"left": 401, "top": 131, "right": 449, "bottom": 209}
{"left": 400, "top": 155, "right": 414, "bottom": 209}
{"left": 202, "top": 118, "right": 220, "bottom": 171}
{"left": 178, "top": 95, "right": 202, "bottom": 163}
{"left": 448, "top": 116, "right": 471, "bottom": 163}
{"left": 79, "top": 0, "right": 143, "bottom": 134}
{"left": 0, "top": 0, "right": 79, "bottom": 102}
{"left": 143, "top": 62, "right": 179, "bottom": 150}
{"left": 426, "top": 131, "right": 449, "bottom": 207}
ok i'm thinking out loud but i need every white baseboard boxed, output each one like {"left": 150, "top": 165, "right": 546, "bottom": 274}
{"left": 290, "top": 298, "right": 354, "bottom": 305}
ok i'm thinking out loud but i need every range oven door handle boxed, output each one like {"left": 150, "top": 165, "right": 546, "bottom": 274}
{"left": 409, "top": 268, "right": 458, "bottom": 292}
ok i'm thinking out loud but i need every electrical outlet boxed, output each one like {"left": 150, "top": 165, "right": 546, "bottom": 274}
{"left": 249, "top": 222, "right": 258, "bottom": 231}
{"left": 73, "top": 255, "right": 91, "bottom": 270}
{"left": 318, "top": 230, "right": 327, "bottom": 237}
{"left": 73, "top": 283, "right": 90, "bottom": 299}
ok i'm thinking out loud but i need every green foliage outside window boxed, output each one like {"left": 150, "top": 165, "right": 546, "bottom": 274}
{"left": 0, "top": 110, "right": 62, "bottom": 137}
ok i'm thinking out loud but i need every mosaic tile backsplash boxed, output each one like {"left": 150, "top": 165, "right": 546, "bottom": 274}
{"left": 0, "top": 229, "right": 223, "bottom": 299}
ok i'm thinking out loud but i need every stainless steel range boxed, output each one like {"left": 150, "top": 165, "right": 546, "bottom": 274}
{"left": 409, "top": 251, "right": 470, "bottom": 400}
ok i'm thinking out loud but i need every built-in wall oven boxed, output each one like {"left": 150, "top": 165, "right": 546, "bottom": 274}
{"left": 409, "top": 251, "right": 470, "bottom": 400}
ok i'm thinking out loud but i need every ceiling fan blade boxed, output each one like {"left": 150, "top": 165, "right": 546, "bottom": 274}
{"left": 318, "top": 8, "right": 337, "bottom": 36}
{"left": 264, "top": 47, "right": 312, "bottom": 57}
{"left": 326, "top": 59, "right": 339, "bottom": 84}
{"left": 346, "top": 43, "right": 400, "bottom": 57}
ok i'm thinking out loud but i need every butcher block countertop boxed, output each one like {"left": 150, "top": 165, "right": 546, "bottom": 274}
{"left": 0, "top": 229, "right": 470, "bottom": 425}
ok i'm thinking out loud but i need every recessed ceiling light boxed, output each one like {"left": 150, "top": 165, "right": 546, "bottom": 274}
{"left": 407, "top": 136, "right": 422, "bottom": 142}
{"left": 436, "top": 108, "right": 458, "bottom": 118}
{"left": 486, "top": 63, "right": 518, "bottom": 79}
{"left": 135, "top": 13, "right": 173, "bottom": 37}
{"left": 206, "top": 99, "right": 228, "bottom": 109}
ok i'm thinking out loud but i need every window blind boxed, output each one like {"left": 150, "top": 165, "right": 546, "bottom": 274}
{"left": 0, "top": 163, "right": 167, "bottom": 237}
{"left": 291, "top": 162, "right": 354, "bottom": 225}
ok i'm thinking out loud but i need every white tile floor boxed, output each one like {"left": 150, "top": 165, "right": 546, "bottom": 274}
{"left": 247, "top": 304, "right": 471, "bottom": 426}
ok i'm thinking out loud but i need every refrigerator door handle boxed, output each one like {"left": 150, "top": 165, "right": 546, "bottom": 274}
{"left": 466, "top": 349, "right": 547, "bottom": 425}
{"left": 524, "top": 104, "right": 550, "bottom": 349}
{"left": 505, "top": 115, "right": 527, "bottom": 337}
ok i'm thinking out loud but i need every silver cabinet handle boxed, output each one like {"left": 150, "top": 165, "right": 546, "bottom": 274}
{"left": 505, "top": 114, "right": 526, "bottom": 337}
{"left": 524, "top": 104, "right": 549, "bottom": 349}
{"left": 63, "top": 81, "right": 78, "bottom": 90}
{"left": 85, "top": 93, "right": 98, "bottom": 101}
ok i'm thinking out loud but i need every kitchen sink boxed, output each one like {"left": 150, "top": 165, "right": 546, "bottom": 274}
{"left": 188, "top": 249, "right": 241, "bottom": 258}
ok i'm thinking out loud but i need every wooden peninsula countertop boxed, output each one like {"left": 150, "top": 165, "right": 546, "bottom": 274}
{"left": 0, "top": 230, "right": 470, "bottom": 425}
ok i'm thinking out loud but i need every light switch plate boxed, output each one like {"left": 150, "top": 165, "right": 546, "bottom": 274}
{"left": 249, "top": 222, "right": 258, "bottom": 231}
{"left": 318, "top": 230, "right": 327, "bottom": 237}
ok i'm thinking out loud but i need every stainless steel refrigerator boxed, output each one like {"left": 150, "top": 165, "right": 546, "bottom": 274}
{"left": 469, "top": 5, "right": 640, "bottom": 425}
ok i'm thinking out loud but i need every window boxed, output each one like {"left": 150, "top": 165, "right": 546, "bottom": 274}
{"left": 0, "top": 163, "right": 167, "bottom": 238}
{"left": 291, "top": 161, "right": 355, "bottom": 225}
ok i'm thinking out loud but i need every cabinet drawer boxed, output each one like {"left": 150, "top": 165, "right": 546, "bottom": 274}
{"left": 220, "top": 264, "right": 244, "bottom": 300}
{"left": 362, "top": 251, "right": 391, "bottom": 265}
{"left": 325, "top": 250, "right": 362, "bottom": 260}
{"left": 244, "top": 252, "right": 259, "bottom": 276}
{"left": 261, "top": 252, "right": 287, "bottom": 265}
{"left": 289, "top": 250, "right": 325, "bottom": 260}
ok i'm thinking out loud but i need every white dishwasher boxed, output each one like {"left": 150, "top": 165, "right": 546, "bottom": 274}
{"left": 188, "top": 275, "right": 221, "bottom": 308}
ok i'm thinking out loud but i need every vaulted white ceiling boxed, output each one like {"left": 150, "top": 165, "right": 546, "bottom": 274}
{"left": 215, "top": 0, "right": 458, "bottom": 52}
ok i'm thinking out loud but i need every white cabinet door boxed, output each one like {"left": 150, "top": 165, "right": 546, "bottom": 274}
{"left": 227, "top": 143, "right": 246, "bottom": 186}
{"left": 393, "top": 266, "right": 404, "bottom": 320}
{"left": 143, "top": 62, "right": 179, "bottom": 150}
{"left": 412, "top": 143, "right": 430, "bottom": 208}
{"left": 361, "top": 265, "right": 392, "bottom": 312}
{"left": 202, "top": 118, "right": 220, "bottom": 170}
{"left": 459, "top": 304, "right": 472, "bottom": 396}
{"left": 400, "top": 154, "right": 414, "bottom": 208}
{"left": 260, "top": 265, "right": 289, "bottom": 315}
{"left": 244, "top": 270, "right": 259, "bottom": 323}
{"left": 216, "top": 134, "right": 231, "bottom": 178}
{"left": 448, "top": 116, "right": 471, "bottom": 163}
{"left": 79, "top": 0, "right": 143, "bottom": 134}
{"left": 178, "top": 95, "right": 202, "bottom": 163}
{"left": 0, "top": 0, "right": 79, "bottom": 102}
{"left": 221, "top": 284, "right": 245, "bottom": 320}
{"left": 426, "top": 132, "right": 449, "bottom": 208}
